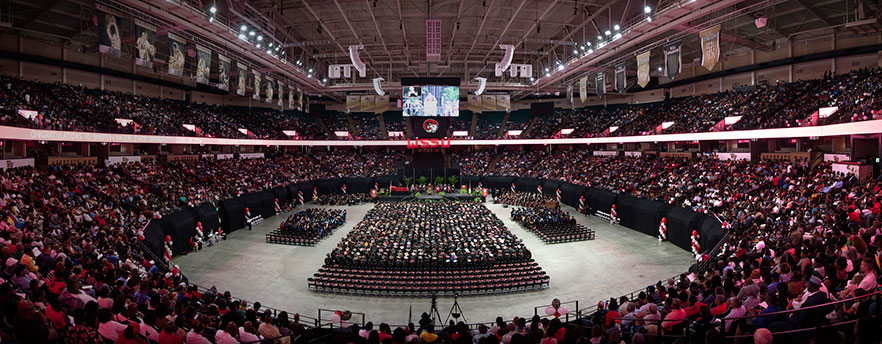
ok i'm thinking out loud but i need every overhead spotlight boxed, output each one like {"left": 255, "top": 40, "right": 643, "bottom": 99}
{"left": 573, "top": 49, "right": 578, "bottom": 54}
{"left": 557, "top": 64, "right": 565, "bottom": 71}
{"left": 269, "top": 42, "right": 273, "bottom": 47}
{"left": 545, "top": 72, "right": 551, "bottom": 77}
{"left": 275, "top": 47, "right": 280, "bottom": 51}
{"left": 644, "top": 6, "right": 652, "bottom": 13}
{"left": 296, "top": 60, "right": 302, "bottom": 65}
{"left": 604, "top": 30, "right": 611, "bottom": 36}
{"left": 256, "top": 44, "right": 261, "bottom": 48}
{"left": 545, "top": 67, "right": 550, "bottom": 72}
{"left": 238, "top": 33, "right": 246, "bottom": 40}
{"left": 614, "top": 24, "right": 620, "bottom": 31}
{"left": 657, "top": 66, "right": 663, "bottom": 72}
{"left": 209, "top": 16, "right": 214, "bottom": 22}
{"left": 308, "top": 68, "right": 314, "bottom": 73}
{"left": 210, "top": 6, "right": 217, "bottom": 13}
{"left": 307, "top": 74, "right": 312, "bottom": 78}
{"left": 647, "top": 17, "right": 652, "bottom": 22}
{"left": 580, "top": 46, "right": 585, "bottom": 51}
{"left": 240, "top": 24, "right": 247, "bottom": 31}
{"left": 530, "top": 77, "right": 535, "bottom": 82}
{"left": 266, "top": 49, "right": 272, "bottom": 54}
{"left": 586, "top": 42, "right": 592, "bottom": 46}
{"left": 597, "top": 35, "right": 603, "bottom": 40}
{"left": 588, "top": 49, "right": 594, "bottom": 53}
{"left": 249, "top": 31, "right": 255, "bottom": 36}
{"left": 257, "top": 35, "right": 263, "bottom": 41}
{"left": 322, "top": 78, "right": 328, "bottom": 83}
{"left": 614, "top": 33, "right": 622, "bottom": 39}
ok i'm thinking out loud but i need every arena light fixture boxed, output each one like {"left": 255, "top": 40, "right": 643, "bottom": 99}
{"left": 529, "top": 77, "right": 535, "bottom": 82}
{"left": 256, "top": 44, "right": 261, "bottom": 48}
{"left": 644, "top": 6, "right": 652, "bottom": 13}
{"left": 657, "top": 66, "right": 663, "bottom": 72}
{"left": 322, "top": 78, "right": 328, "bottom": 83}
{"left": 240, "top": 25, "right": 247, "bottom": 31}
{"left": 545, "top": 72, "right": 551, "bottom": 77}
{"left": 588, "top": 49, "right": 594, "bottom": 53}
{"left": 580, "top": 46, "right": 585, "bottom": 51}
{"left": 238, "top": 33, "right": 246, "bottom": 40}
{"left": 614, "top": 33, "right": 622, "bottom": 40}
{"left": 257, "top": 35, "right": 263, "bottom": 41}
{"left": 249, "top": 31, "right": 255, "bottom": 36}
{"left": 573, "top": 49, "right": 578, "bottom": 54}
{"left": 209, "top": 17, "right": 214, "bottom": 23}
{"left": 557, "top": 64, "right": 565, "bottom": 71}
{"left": 210, "top": 6, "right": 217, "bottom": 13}
{"left": 613, "top": 24, "right": 620, "bottom": 31}
{"left": 266, "top": 49, "right": 271, "bottom": 54}
{"left": 604, "top": 30, "right": 611, "bottom": 36}
{"left": 647, "top": 17, "right": 652, "bottom": 22}
{"left": 597, "top": 35, "right": 603, "bottom": 40}
{"left": 586, "top": 42, "right": 592, "bottom": 47}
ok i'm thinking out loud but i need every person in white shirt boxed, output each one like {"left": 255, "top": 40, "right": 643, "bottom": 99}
{"left": 186, "top": 323, "right": 212, "bottom": 344}
{"left": 215, "top": 322, "right": 241, "bottom": 344}
{"left": 97, "top": 309, "right": 127, "bottom": 342}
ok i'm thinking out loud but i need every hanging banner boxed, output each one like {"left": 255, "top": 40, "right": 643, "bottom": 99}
{"left": 360, "top": 95, "right": 375, "bottom": 112}
{"left": 482, "top": 95, "right": 497, "bottom": 111}
{"left": 265, "top": 76, "right": 274, "bottom": 103}
{"left": 700, "top": 25, "right": 721, "bottom": 71}
{"left": 614, "top": 62, "right": 626, "bottom": 93}
{"left": 566, "top": 83, "right": 574, "bottom": 107}
{"left": 298, "top": 89, "right": 303, "bottom": 110}
{"left": 636, "top": 51, "right": 651, "bottom": 88}
{"left": 375, "top": 95, "right": 390, "bottom": 114}
{"left": 167, "top": 33, "right": 186, "bottom": 77}
{"left": 134, "top": 20, "right": 156, "bottom": 68}
{"left": 195, "top": 45, "right": 211, "bottom": 84}
{"left": 596, "top": 72, "right": 605, "bottom": 98}
{"left": 467, "top": 94, "right": 482, "bottom": 113}
{"left": 252, "top": 71, "right": 261, "bottom": 100}
{"left": 346, "top": 95, "right": 360, "bottom": 111}
{"left": 218, "top": 55, "right": 231, "bottom": 91}
{"left": 288, "top": 86, "right": 295, "bottom": 109}
{"left": 579, "top": 77, "right": 588, "bottom": 103}
{"left": 236, "top": 63, "right": 247, "bottom": 96}
{"left": 664, "top": 40, "right": 682, "bottom": 80}
{"left": 98, "top": 11, "right": 123, "bottom": 57}
{"left": 278, "top": 82, "right": 285, "bottom": 107}
{"left": 497, "top": 95, "right": 511, "bottom": 110}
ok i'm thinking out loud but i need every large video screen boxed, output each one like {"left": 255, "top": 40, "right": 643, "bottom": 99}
{"left": 402, "top": 86, "right": 459, "bottom": 117}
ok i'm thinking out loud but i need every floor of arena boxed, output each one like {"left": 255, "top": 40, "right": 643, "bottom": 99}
{"left": 173, "top": 200, "right": 695, "bottom": 325}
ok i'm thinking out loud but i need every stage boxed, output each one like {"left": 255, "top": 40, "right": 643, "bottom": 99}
{"left": 173, "top": 199, "right": 694, "bottom": 325}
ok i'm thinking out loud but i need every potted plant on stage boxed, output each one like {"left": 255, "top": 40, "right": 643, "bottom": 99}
{"left": 448, "top": 176, "right": 459, "bottom": 192}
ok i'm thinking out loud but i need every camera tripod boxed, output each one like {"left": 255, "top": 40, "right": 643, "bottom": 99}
{"left": 429, "top": 293, "right": 468, "bottom": 326}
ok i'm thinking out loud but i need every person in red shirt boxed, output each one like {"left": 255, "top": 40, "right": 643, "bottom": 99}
{"left": 157, "top": 323, "right": 183, "bottom": 344}
{"left": 604, "top": 299, "right": 620, "bottom": 328}
{"left": 710, "top": 295, "right": 729, "bottom": 317}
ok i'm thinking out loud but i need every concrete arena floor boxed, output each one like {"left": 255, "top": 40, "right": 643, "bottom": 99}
{"left": 173, "top": 199, "right": 694, "bottom": 325}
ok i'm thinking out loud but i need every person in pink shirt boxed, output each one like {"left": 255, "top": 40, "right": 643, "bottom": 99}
{"left": 662, "top": 299, "right": 687, "bottom": 332}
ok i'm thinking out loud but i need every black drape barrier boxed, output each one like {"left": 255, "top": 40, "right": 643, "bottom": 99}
{"left": 514, "top": 177, "right": 542, "bottom": 193}
{"left": 373, "top": 175, "right": 401, "bottom": 188}
{"left": 142, "top": 220, "right": 166, "bottom": 261}
{"left": 344, "top": 177, "right": 372, "bottom": 193}
{"left": 559, "top": 183, "right": 586, "bottom": 208}
{"left": 542, "top": 180, "right": 562, "bottom": 196}
{"left": 461, "top": 175, "right": 481, "bottom": 188}
{"left": 161, "top": 210, "right": 196, "bottom": 256}
{"left": 483, "top": 176, "right": 515, "bottom": 190}
{"left": 699, "top": 215, "right": 726, "bottom": 252}
{"left": 286, "top": 183, "right": 300, "bottom": 202}
{"left": 297, "top": 181, "right": 315, "bottom": 198}
{"left": 271, "top": 186, "right": 289, "bottom": 206}
{"left": 314, "top": 178, "right": 343, "bottom": 195}
{"left": 188, "top": 203, "right": 220, "bottom": 236}
{"left": 219, "top": 198, "right": 245, "bottom": 233}
{"left": 585, "top": 188, "right": 617, "bottom": 214}
{"left": 616, "top": 195, "right": 664, "bottom": 237}
{"left": 241, "top": 193, "right": 265, "bottom": 218}
{"left": 257, "top": 191, "right": 275, "bottom": 218}
{"left": 663, "top": 205, "right": 702, "bottom": 253}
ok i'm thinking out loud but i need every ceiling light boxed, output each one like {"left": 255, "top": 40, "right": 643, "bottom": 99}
{"left": 644, "top": 6, "right": 652, "bottom": 13}
{"left": 597, "top": 35, "right": 603, "bottom": 40}
{"left": 545, "top": 67, "right": 550, "bottom": 72}
{"left": 530, "top": 77, "right": 535, "bottom": 82}
{"left": 605, "top": 30, "right": 611, "bottom": 36}
{"left": 238, "top": 33, "right": 246, "bottom": 40}
{"left": 307, "top": 74, "right": 312, "bottom": 78}
{"left": 614, "top": 24, "right": 620, "bottom": 31}
{"left": 257, "top": 35, "right": 263, "bottom": 41}
{"left": 573, "top": 49, "right": 578, "bottom": 54}
{"left": 586, "top": 42, "right": 592, "bottom": 47}
{"left": 296, "top": 60, "right": 301, "bottom": 65}
{"left": 545, "top": 72, "right": 551, "bottom": 77}
{"left": 557, "top": 64, "right": 565, "bottom": 71}
{"left": 308, "top": 68, "right": 313, "bottom": 73}
{"left": 256, "top": 44, "right": 261, "bottom": 48}
{"left": 208, "top": 17, "right": 214, "bottom": 22}
{"left": 269, "top": 42, "right": 273, "bottom": 47}
{"left": 647, "top": 17, "right": 652, "bottom": 22}
{"left": 580, "top": 46, "right": 585, "bottom": 51}
{"left": 322, "top": 78, "right": 328, "bottom": 83}
{"left": 210, "top": 6, "right": 217, "bottom": 13}
{"left": 614, "top": 33, "right": 622, "bottom": 39}
{"left": 658, "top": 66, "right": 663, "bottom": 72}
{"left": 275, "top": 47, "right": 280, "bottom": 51}
{"left": 266, "top": 49, "right": 272, "bottom": 54}
{"left": 249, "top": 31, "right": 255, "bottom": 36}
{"left": 588, "top": 49, "right": 594, "bottom": 53}
{"left": 240, "top": 25, "right": 247, "bottom": 31}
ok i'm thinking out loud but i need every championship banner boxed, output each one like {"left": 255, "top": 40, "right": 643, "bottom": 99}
{"left": 134, "top": 20, "right": 156, "bottom": 68}
{"left": 614, "top": 62, "right": 626, "bottom": 93}
{"left": 236, "top": 63, "right": 247, "bottom": 96}
{"left": 298, "top": 89, "right": 303, "bottom": 110}
{"left": 217, "top": 54, "right": 231, "bottom": 91}
{"left": 482, "top": 95, "right": 497, "bottom": 111}
{"left": 664, "top": 40, "right": 682, "bottom": 80}
{"left": 277, "top": 81, "right": 285, "bottom": 107}
{"left": 98, "top": 11, "right": 123, "bottom": 57}
{"left": 375, "top": 95, "right": 390, "bottom": 114}
{"left": 167, "top": 33, "right": 186, "bottom": 77}
{"left": 636, "top": 51, "right": 651, "bottom": 88}
{"left": 265, "top": 76, "right": 274, "bottom": 103}
{"left": 497, "top": 95, "right": 511, "bottom": 111}
{"left": 252, "top": 71, "right": 261, "bottom": 100}
{"left": 596, "top": 72, "right": 605, "bottom": 98}
{"left": 288, "top": 86, "right": 295, "bottom": 109}
{"left": 467, "top": 95, "right": 482, "bottom": 113}
{"left": 700, "top": 25, "right": 721, "bottom": 71}
{"left": 579, "top": 77, "right": 588, "bottom": 103}
{"left": 195, "top": 45, "right": 211, "bottom": 84}
{"left": 360, "top": 95, "right": 375, "bottom": 112}
{"left": 566, "top": 83, "right": 574, "bottom": 107}
{"left": 346, "top": 95, "right": 359, "bottom": 111}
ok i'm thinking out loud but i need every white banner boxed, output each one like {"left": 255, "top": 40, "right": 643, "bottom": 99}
{"left": 1, "top": 158, "right": 35, "bottom": 170}
{"left": 106, "top": 155, "right": 141, "bottom": 166}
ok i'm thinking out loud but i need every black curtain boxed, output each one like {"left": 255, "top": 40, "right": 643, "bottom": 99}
{"left": 314, "top": 178, "right": 342, "bottom": 195}
{"left": 258, "top": 191, "right": 276, "bottom": 218}
{"left": 484, "top": 176, "right": 515, "bottom": 190}
{"left": 219, "top": 198, "right": 245, "bottom": 233}
{"left": 271, "top": 186, "right": 289, "bottom": 206}
{"left": 460, "top": 175, "right": 481, "bottom": 189}
{"left": 698, "top": 215, "right": 726, "bottom": 253}
{"left": 541, "top": 179, "right": 563, "bottom": 196}
{"left": 344, "top": 177, "right": 372, "bottom": 193}
{"left": 616, "top": 195, "right": 664, "bottom": 237}
{"left": 160, "top": 210, "right": 197, "bottom": 255}
{"left": 373, "top": 175, "right": 401, "bottom": 188}
{"left": 188, "top": 203, "right": 220, "bottom": 237}
{"left": 514, "top": 177, "right": 542, "bottom": 193}
{"left": 585, "top": 188, "right": 617, "bottom": 214}
{"left": 559, "top": 183, "right": 586, "bottom": 208}
{"left": 662, "top": 205, "right": 702, "bottom": 252}
{"left": 296, "top": 181, "right": 315, "bottom": 197}
{"left": 141, "top": 220, "right": 166, "bottom": 260}
{"left": 286, "top": 183, "right": 300, "bottom": 202}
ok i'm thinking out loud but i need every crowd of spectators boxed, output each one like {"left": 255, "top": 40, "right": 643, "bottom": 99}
{"left": 452, "top": 151, "right": 493, "bottom": 175}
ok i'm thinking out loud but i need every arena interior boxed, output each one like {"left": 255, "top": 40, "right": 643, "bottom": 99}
{"left": 1, "top": 0, "right": 882, "bottom": 343}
